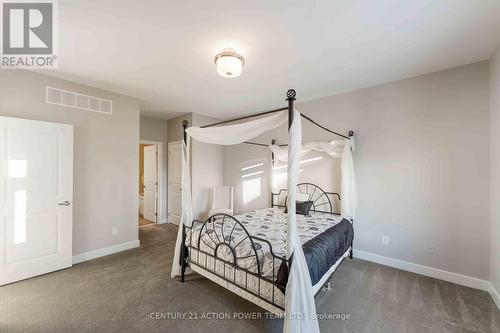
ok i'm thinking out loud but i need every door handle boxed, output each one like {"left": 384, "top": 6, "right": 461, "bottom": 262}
{"left": 58, "top": 201, "right": 71, "bottom": 206}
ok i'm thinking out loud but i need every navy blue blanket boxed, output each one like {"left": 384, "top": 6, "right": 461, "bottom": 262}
{"left": 276, "top": 218, "right": 354, "bottom": 289}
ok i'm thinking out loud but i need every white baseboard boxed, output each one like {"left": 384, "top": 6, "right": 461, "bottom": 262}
{"left": 159, "top": 217, "right": 168, "bottom": 224}
{"left": 72, "top": 240, "right": 140, "bottom": 265}
{"left": 353, "top": 249, "right": 490, "bottom": 292}
{"left": 489, "top": 283, "right": 500, "bottom": 310}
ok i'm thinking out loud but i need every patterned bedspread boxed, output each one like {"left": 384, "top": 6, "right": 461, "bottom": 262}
{"left": 186, "top": 207, "right": 348, "bottom": 280}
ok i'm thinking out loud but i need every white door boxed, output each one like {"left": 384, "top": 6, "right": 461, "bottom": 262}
{"left": 168, "top": 142, "right": 182, "bottom": 226}
{"left": 0, "top": 116, "right": 73, "bottom": 286}
{"left": 143, "top": 145, "right": 158, "bottom": 223}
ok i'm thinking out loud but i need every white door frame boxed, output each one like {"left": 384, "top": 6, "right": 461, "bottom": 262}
{"left": 168, "top": 140, "right": 182, "bottom": 225}
{"left": 139, "top": 140, "right": 165, "bottom": 224}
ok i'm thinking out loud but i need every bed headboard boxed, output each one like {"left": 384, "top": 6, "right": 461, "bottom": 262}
{"left": 271, "top": 182, "right": 341, "bottom": 215}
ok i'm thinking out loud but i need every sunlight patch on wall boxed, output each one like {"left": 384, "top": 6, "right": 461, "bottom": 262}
{"left": 272, "top": 156, "right": 323, "bottom": 170}
{"left": 242, "top": 177, "right": 261, "bottom": 204}
{"left": 241, "top": 170, "right": 264, "bottom": 178}
{"left": 241, "top": 163, "right": 264, "bottom": 171}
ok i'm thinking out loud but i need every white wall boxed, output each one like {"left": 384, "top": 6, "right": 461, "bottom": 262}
{"left": 297, "top": 62, "right": 490, "bottom": 280}
{"left": 140, "top": 116, "right": 168, "bottom": 223}
{"left": 0, "top": 70, "right": 140, "bottom": 256}
{"left": 167, "top": 114, "right": 192, "bottom": 143}
{"left": 223, "top": 121, "right": 342, "bottom": 214}
{"left": 166, "top": 113, "right": 224, "bottom": 221}
{"left": 223, "top": 143, "right": 273, "bottom": 214}
{"left": 490, "top": 45, "right": 500, "bottom": 294}
{"left": 191, "top": 114, "right": 224, "bottom": 220}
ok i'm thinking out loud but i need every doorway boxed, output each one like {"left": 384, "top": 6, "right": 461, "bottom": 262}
{"left": 139, "top": 141, "right": 162, "bottom": 227}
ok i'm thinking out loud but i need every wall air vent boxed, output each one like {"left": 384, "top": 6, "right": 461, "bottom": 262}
{"left": 46, "top": 87, "right": 113, "bottom": 115}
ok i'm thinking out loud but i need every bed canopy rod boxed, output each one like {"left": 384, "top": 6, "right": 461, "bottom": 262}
{"left": 198, "top": 89, "right": 352, "bottom": 144}
{"left": 200, "top": 107, "right": 288, "bottom": 129}
{"left": 186, "top": 89, "right": 353, "bottom": 148}
{"left": 301, "top": 114, "right": 353, "bottom": 140}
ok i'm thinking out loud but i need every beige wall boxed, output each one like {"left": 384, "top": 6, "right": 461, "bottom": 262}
{"left": 223, "top": 120, "right": 342, "bottom": 214}
{"left": 223, "top": 143, "right": 273, "bottom": 213}
{"left": 191, "top": 113, "right": 224, "bottom": 220}
{"left": 140, "top": 116, "right": 168, "bottom": 223}
{"left": 490, "top": 45, "right": 500, "bottom": 293}
{"left": 167, "top": 113, "right": 224, "bottom": 220}
{"left": 167, "top": 114, "right": 192, "bottom": 143}
{"left": 297, "top": 62, "right": 490, "bottom": 280}
{"left": 1, "top": 61, "right": 492, "bottom": 284}
{"left": 0, "top": 70, "right": 140, "bottom": 256}
{"left": 223, "top": 62, "right": 490, "bottom": 281}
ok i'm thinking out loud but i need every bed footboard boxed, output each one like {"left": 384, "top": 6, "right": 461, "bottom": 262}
{"left": 183, "top": 213, "right": 288, "bottom": 311}
{"left": 180, "top": 210, "right": 354, "bottom": 312}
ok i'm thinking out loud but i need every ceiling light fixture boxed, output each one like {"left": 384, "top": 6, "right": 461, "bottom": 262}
{"left": 214, "top": 48, "right": 245, "bottom": 78}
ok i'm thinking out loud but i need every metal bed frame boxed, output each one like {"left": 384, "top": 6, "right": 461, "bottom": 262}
{"left": 271, "top": 182, "right": 353, "bottom": 261}
{"left": 182, "top": 183, "right": 352, "bottom": 312}
{"left": 271, "top": 182, "right": 341, "bottom": 215}
{"left": 178, "top": 89, "right": 355, "bottom": 312}
{"left": 184, "top": 213, "right": 288, "bottom": 311}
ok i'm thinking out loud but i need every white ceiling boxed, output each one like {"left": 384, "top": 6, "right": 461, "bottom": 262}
{"left": 49, "top": 0, "right": 500, "bottom": 120}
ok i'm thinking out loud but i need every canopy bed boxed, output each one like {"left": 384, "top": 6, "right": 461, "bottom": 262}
{"left": 171, "top": 89, "right": 357, "bottom": 333}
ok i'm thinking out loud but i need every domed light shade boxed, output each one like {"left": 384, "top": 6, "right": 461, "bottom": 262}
{"left": 214, "top": 48, "right": 245, "bottom": 78}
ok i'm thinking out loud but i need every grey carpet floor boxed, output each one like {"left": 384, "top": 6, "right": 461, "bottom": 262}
{"left": 1, "top": 223, "right": 499, "bottom": 333}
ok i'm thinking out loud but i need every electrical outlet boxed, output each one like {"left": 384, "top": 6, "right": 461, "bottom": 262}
{"left": 111, "top": 227, "right": 118, "bottom": 236}
{"left": 382, "top": 235, "right": 389, "bottom": 245}
{"left": 426, "top": 244, "right": 435, "bottom": 254}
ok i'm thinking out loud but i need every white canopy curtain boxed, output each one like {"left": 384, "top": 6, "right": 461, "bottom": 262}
{"left": 341, "top": 139, "right": 358, "bottom": 218}
{"left": 269, "top": 138, "right": 358, "bottom": 218}
{"left": 171, "top": 135, "right": 192, "bottom": 278}
{"left": 284, "top": 109, "right": 320, "bottom": 333}
{"left": 186, "top": 110, "right": 288, "bottom": 145}
{"left": 170, "top": 109, "right": 320, "bottom": 333}
{"left": 171, "top": 111, "right": 287, "bottom": 278}
{"left": 269, "top": 140, "right": 345, "bottom": 161}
